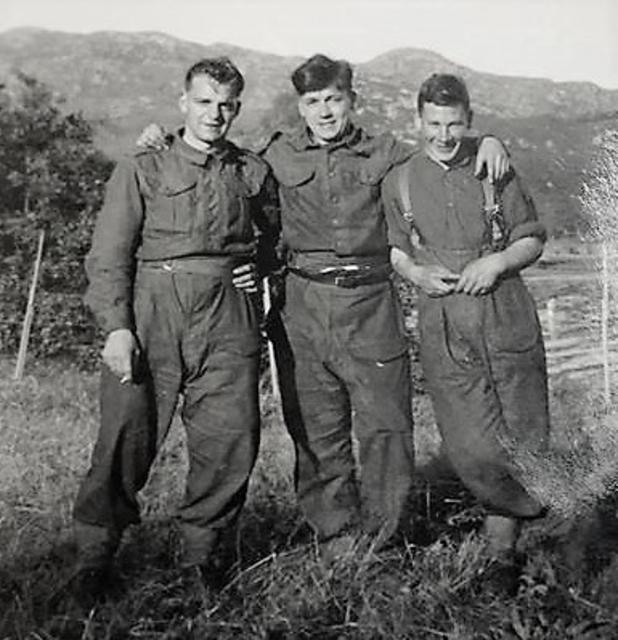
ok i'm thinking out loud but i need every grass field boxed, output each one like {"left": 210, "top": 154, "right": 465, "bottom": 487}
{"left": 2, "top": 340, "right": 618, "bottom": 640}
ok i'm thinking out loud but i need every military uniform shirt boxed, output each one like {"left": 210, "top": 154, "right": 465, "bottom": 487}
{"left": 262, "top": 124, "right": 412, "bottom": 259}
{"left": 85, "top": 134, "right": 276, "bottom": 334}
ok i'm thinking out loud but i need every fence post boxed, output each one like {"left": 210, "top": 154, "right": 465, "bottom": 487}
{"left": 13, "top": 229, "right": 45, "bottom": 381}
{"left": 601, "top": 242, "right": 611, "bottom": 406}
{"left": 547, "top": 297, "right": 556, "bottom": 342}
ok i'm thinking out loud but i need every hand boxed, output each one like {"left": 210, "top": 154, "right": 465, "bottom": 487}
{"left": 455, "top": 253, "right": 506, "bottom": 295}
{"left": 412, "top": 264, "right": 459, "bottom": 297}
{"left": 136, "top": 123, "right": 169, "bottom": 150}
{"left": 232, "top": 262, "right": 258, "bottom": 293}
{"left": 475, "top": 137, "right": 510, "bottom": 183}
{"left": 102, "top": 328, "right": 140, "bottom": 383}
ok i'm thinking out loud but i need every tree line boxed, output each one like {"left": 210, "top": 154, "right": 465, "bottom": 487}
{"left": 0, "top": 72, "right": 113, "bottom": 364}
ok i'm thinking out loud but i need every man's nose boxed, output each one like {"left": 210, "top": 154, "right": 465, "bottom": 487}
{"left": 205, "top": 104, "right": 223, "bottom": 121}
{"left": 318, "top": 102, "right": 332, "bottom": 118}
{"left": 438, "top": 126, "right": 450, "bottom": 141}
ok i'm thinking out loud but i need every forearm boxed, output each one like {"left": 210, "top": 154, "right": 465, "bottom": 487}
{"left": 391, "top": 246, "right": 421, "bottom": 283}
{"left": 498, "top": 237, "right": 544, "bottom": 274}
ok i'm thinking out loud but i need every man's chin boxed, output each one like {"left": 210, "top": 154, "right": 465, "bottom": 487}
{"left": 312, "top": 126, "right": 344, "bottom": 143}
{"left": 428, "top": 145, "right": 459, "bottom": 163}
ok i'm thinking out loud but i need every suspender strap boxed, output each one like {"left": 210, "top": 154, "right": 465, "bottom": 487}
{"left": 397, "top": 164, "right": 415, "bottom": 225}
{"left": 481, "top": 177, "right": 506, "bottom": 252}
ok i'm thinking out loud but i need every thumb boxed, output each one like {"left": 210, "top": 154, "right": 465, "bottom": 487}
{"left": 474, "top": 154, "right": 483, "bottom": 177}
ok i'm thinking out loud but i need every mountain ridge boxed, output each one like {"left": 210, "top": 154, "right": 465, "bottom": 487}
{"left": 1, "top": 27, "right": 616, "bottom": 235}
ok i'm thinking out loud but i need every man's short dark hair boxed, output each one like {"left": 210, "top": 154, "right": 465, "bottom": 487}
{"left": 417, "top": 74, "right": 470, "bottom": 114}
{"left": 291, "top": 54, "right": 353, "bottom": 95}
{"left": 184, "top": 57, "right": 245, "bottom": 96}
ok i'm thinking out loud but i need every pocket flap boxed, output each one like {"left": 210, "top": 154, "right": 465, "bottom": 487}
{"left": 277, "top": 166, "right": 315, "bottom": 187}
{"left": 348, "top": 338, "right": 408, "bottom": 362}
{"left": 159, "top": 180, "right": 197, "bottom": 197}
{"left": 358, "top": 164, "right": 387, "bottom": 186}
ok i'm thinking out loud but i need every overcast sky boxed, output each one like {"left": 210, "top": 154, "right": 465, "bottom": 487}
{"left": 5, "top": 0, "right": 618, "bottom": 89}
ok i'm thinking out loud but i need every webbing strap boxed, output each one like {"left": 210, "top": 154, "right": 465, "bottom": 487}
{"left": 397, "top": 164, "right": 414, "bottom": 224}
{"left": 481, "top": 177, "right": 506, "bottom": 252}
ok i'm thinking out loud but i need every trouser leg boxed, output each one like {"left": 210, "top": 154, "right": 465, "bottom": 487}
{"left": 178, "top": 344, "right": 260, "bottom": 566}
{"left": 173, "top": 273, "right": 261, "bottom": 566}
{"left": 420, "top": 303, "right": 543, "bottom": 518}
{"left": 272, "top": 317, "right": 362, "bottom": 542}
{"left": 74, "top": 269, "right": 184, "bottom": 558}
{"left": 346, "top": 350, "right": 415, "bottom": 546}
{"left": 73, "top": 363, "right": 180, "bottom": 558}
{"left": 289, "top": 340, "right": 361, "bottom": 541}
{"left": 73, "top": 367, "right": 156, "bottom": 534}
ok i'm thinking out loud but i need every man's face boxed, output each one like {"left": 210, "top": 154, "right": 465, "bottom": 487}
{"left": 179, "top": 74, "right": 240, "bottom": 148}
{"left": 297, "top": 84, "right": 354, "bottom": 144}
{"left": 418, "top": 102, "right": 471, "bottom": 163}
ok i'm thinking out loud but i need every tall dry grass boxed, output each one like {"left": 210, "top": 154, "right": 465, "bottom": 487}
{"left": 2, "top": 355, "right": 618, "bottom": 638}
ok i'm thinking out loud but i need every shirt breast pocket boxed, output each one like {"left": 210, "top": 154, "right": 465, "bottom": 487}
{"left": 276, "top": 166, "right": 315, "bottom": 191}
{"left": 225, "top": 173, "right": 264, "bottom": 227}
{"left": 146, "top": 180, "right": 197, "bottom": 233}
{"left": 357, "top": 164, "right": 386, "bottom": 189}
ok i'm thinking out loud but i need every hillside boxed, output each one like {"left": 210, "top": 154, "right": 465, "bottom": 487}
{"left": 1, "top": 27, "right": 617, "bottom": 235}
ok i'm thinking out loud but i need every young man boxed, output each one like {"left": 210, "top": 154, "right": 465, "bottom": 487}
{"left": 261, "top": 56, "right": 510, "bottom": 558}
{"left": 382, "top": 73, "right": 548, "bottom": 559}
{"left": 72, "top": 57, "right": 277, "bottom": 596}
{"left": 137, "top": 55, "right": 509, "bottom": 559}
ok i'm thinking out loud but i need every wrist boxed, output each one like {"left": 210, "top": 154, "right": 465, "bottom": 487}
{"left": 492, "top": 252, "right": 509, "bottom": 275}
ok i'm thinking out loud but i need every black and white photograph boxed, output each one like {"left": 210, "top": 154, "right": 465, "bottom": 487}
{"left": 1, "top": 0, "right": 618, "bottom": 637}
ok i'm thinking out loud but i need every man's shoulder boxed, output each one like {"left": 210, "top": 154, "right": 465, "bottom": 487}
{"left": 130, "top": 146, "right": 172, "bottom": 173}
{"left": 259, "top": 129, "right": 295, "bottom": 158}
{"left": 354, "top": 129, "right": 415, "bottom": 169}
{"left": 230, "top": 143, "right": 270, "bottom": 183}
{"left": 382, "top": 151, "right": 425, "bottom": 189}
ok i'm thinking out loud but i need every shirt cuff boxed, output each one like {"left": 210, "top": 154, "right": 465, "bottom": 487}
{"left": 388, "top": 233, "right": 415, "bottom": 256}
{"left": 95, "top": 308, "right": 134, "bottom": 336}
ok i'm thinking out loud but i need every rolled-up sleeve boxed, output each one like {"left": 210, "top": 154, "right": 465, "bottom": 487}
{"left": 381, "top": 165, "right": 415, "bottom": 255}
{"left": 502, "top": 170, "right": 547, "bottom": 245}
{"left": 84, "top": 157, "right": 144, "bottom": 334}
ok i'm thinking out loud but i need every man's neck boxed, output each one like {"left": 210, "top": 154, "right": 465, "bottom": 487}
{"left": 424, "top": 142, "right": 470, "bottom": 169}
{"left": 307, "top": 122, "right": 354, "bottom": 147}
{"left": 182, "top": 129, "right": 218, "bottom": 154}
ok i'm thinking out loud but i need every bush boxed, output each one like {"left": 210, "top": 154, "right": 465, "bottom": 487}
{"left": 0, "top": 72, "right": 113, "bottom": 365}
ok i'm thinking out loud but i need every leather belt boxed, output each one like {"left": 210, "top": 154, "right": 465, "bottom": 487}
{"left": 139, "top": 255, "right": 250, "bottom": 275}
{"left": 288, "top": 263, "right": 391, "bottom": 288}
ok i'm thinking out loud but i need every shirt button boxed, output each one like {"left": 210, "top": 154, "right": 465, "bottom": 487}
{"left": 331, "top": 195, "right": 339, "bottom": 204}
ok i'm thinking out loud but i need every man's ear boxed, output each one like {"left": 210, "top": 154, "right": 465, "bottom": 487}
{"left": 179, "top": 92, "right": 188, "bottom": 115}
{"left": 233, "top": 100, "right": 241, "bottom": 118}
{"left": 349, "top": 90, "right": 357, "bottom": 109}
{"left": 467, "top": 108, "right": 474, "bottom": 128}
{"left": 414, "top": 112, "right": 422, "bottom": 132}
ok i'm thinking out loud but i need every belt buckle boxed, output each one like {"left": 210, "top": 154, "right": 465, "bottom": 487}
{"left": 334, "top": 273, "right": 358, "bottom": 288}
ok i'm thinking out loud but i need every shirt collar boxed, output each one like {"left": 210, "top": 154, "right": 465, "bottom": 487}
{"left": 172, "top": 129, "right": 235, "bottom": 165}
{"left": 287, "top": 122, "right": 366, "bottom": 152}
{"left": 422, "top": 138, "right": 476, "bottom": 171}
